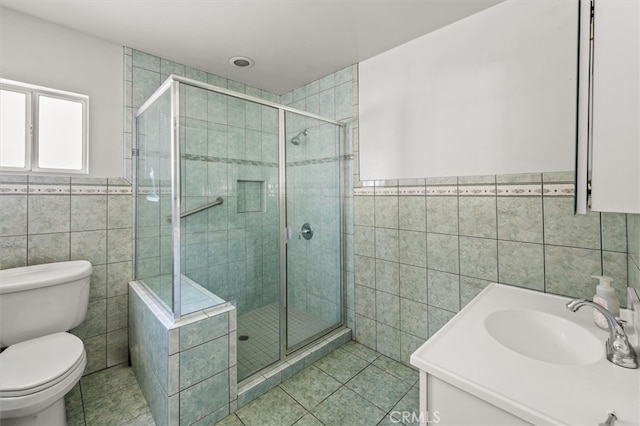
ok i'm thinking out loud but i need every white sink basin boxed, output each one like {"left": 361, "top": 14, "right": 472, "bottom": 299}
{"left": 411, "top": 284, "right": 639, "bottom": 425}
{"left": 485, "top": 309, "right": 603, "bottom": 365}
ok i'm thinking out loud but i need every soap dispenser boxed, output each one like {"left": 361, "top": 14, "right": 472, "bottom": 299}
{"left": 592, "top": 275, "right": 620, "bottom": 329}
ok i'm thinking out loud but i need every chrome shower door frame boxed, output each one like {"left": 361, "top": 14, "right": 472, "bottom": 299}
{"left": 169, "top": 80, "right": 181, "bottom": 320}
{"left": 135, "top": 73, "right": 347, "bottom": 364}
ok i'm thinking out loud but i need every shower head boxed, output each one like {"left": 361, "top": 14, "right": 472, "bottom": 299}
{"left": 290, "top": 129, "right": 308, "bottom": 145}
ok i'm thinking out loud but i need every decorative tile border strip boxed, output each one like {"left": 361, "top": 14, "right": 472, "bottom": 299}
{"left": 0, "top": 175, "right": 125, "bottom": 195}
{"left": 354, "top": 182, "right": 574, "bottom": 198}
{"left": 141, "top": 152, "right": 351, "bottom": 169}
{"left": 425, "top": 185, "right": 458, "bottom": 196}
{"left": 542, "top": 183, "right": 574, "bottom": 196}
{"left": 108, "top": 184, "right": 133, "bottom": 195}
{"left": 287, "top": 156, "right": 339, "bottom": 167}
{"left": 182, "top": 153, "right": 278, "bottom": 168}
{"left": 398, "top": 186, "right": 426, "bottom": 196}
{"left": 0, "top": 183, "right": 28, "bottom": 195}
{"left": 374, "top": 186, "right": 398, "bottom": 196}
{"left": 287, "top": 154, "right": 353, "bottom": 167}
{"left": 496, "top": 184, "right": 543, "bottom": 196}
{"left": 143, "top": 150, "right": 278, "bottom": 168}
{"left": 458, "top": 184, "right": 497, "bottom": 196}
{"left": 0, "top": 182, "right": 133, "bottom": 195}
{"left": 353, "top": 186, "right": 374, "bottom": 196}
{"left": 28, "top": 184, "right": 71, "bottom": 195}
{"left": 71, "top": 184, "right": 109, "bottom": 195}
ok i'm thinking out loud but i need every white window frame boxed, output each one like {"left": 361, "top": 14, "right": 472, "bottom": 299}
{"left": 0, "top": 78, "right": 89, "bottom": 175}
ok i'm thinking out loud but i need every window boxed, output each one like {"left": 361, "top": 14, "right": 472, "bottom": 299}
{"left": 0, "top": 79, "right": 88, "bottom": 174}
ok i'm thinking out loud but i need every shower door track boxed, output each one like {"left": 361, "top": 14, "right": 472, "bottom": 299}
{"left": 285, "top": 323, "right": 346, "bottom": 356}
{"left": 136, "top": 75, "right": 345, "bottom": 127}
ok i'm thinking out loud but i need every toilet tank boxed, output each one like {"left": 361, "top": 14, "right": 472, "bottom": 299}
{"left": 0, "top": 260, "right": 92, "bottom": 347}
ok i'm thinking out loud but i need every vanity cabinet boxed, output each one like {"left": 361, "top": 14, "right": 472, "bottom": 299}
{"left": 420, "top": 373, "right": 533, "bottom": 426}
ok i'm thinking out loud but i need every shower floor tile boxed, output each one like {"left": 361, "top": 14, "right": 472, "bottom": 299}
{"left": 237, "top": 303, "right": 333, "bottom": 381}
{"left": 219, "top": 341, "right": 420, "bottom": 426}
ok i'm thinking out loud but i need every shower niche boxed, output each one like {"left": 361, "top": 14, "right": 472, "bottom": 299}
{"left": 237, "top": 180, "right": 264, "bottom": 213}
{"left": 130, "top": 75, "right": 349, "bottom": 425}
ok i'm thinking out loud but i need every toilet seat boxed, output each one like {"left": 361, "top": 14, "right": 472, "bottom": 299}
{"left": 0, "top": 332, "right": 85, "bottom": 397}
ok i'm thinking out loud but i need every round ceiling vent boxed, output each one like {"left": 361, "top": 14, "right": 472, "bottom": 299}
{"left": 229, "top": 56, "right": 255, "bottom": 69}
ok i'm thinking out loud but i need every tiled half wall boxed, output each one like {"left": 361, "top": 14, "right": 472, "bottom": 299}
{"left": 129, "top": 281, "right": 237, "bottom": 426}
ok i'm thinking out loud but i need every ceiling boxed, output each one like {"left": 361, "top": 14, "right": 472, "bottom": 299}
{"left": 0, "top": 0, "right": 505, "bottom": 94}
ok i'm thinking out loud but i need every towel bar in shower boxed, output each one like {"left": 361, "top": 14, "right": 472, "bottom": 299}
{"left": 165, "top": 197, "right": 224, "bottom": 223}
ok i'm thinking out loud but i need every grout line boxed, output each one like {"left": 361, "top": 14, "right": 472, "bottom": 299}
{"left": 599, "top": 211, "right": 604, "bottom": 277}
{"left": 455, "top": 177, "right": 462, "bottom": 312}
{"left": 541, "top": 186, "right": 547, "bottom": 293}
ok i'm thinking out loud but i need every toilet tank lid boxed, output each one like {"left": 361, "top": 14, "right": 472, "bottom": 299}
{"left": 0, "top": 260, "right": 92, "bottom": 294}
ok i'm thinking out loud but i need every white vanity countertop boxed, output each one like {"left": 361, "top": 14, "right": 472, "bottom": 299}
{"left": 410, "top": 284, "right": 640, "bottom": 425}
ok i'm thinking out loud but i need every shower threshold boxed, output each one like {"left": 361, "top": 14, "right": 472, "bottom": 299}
{"left": 236, "top": 326, "right": 352, "bottom": 408}
{"left": 237, "top": 302, "right": 334, "bottom": 380}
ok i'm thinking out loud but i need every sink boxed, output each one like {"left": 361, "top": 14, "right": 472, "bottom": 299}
{"left": 484, "top": 309, "right": 603, "bottom": 365}
{"left": 411, "top": 284, "right": 639, "bottom": 425}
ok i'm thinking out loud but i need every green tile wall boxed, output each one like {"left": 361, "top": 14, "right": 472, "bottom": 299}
{"left": 0, "top": 174, "right": 132, "bottom": 374}
{"left": 343, "top": 62, "right": 637, "bottom": 365}
{"left": 353, "top": 173, "right": 633, "bottom": 366}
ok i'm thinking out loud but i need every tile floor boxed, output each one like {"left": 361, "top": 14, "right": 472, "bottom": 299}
{"left": 65, "top": 340, "right": 419, "bottom": 426}
{"left": 65, "top": 364, "right": 154, "bottom": 426}
{"left": 221, "top": 341, "right": 420, "bottom": 426}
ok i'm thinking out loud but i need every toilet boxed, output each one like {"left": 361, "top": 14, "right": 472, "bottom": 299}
{"left": 0, "top": 260, "right": 92, "bottom": 426}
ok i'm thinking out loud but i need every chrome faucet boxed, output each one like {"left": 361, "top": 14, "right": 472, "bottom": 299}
{"left": 566, "top": 299, "right": 638, "bottom": 369}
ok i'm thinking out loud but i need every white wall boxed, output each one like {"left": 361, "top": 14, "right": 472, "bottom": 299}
{"left": 359, "top": 0, "right": 578, "bottom": 181}
{"left": 0, "top": 7, "right": 123, "bottom": 178}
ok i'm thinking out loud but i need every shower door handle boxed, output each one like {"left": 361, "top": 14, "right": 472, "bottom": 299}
{"left": 299, "top": 223, "right": 314, "bottom": 240}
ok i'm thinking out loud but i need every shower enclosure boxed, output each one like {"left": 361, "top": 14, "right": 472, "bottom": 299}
{"left": 134, "top": 76, "right": 345, "bottom": 381}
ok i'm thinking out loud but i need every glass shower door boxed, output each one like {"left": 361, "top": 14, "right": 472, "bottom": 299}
{"left": 135, "top": 87, "right": 175, "bottom": 311}
{"left": 176, "top": 82, "right": 282, "bottom": 379}
{"left": 285, "top": 112, "right": 342, "bottom": 350}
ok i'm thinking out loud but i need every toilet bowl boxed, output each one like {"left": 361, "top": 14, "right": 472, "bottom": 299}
{"left": 0, "top": 333, "right": 86, "bottom": 426}
{"left": 0, "top": 261, "right": 92, "bottom": 426}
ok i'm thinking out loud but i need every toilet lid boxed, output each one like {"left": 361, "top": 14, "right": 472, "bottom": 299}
{"left": 0, "top": 332, "right": 85, "bottom": 397}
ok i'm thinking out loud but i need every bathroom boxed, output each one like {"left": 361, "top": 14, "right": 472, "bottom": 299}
{"left": 0, "top": 1, "right": 638, "bottom": 425}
